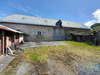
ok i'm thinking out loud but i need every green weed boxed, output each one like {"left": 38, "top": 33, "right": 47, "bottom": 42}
{"left": 30, "top": 52, "right": 39, "bottom": 62}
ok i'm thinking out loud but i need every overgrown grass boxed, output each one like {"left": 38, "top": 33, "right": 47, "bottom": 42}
{"left": 1, "top": 41, "right": 100, "bottom": 75}
{"left": 22, "top": 41, "right": 100, "bottom": 64}
{"left": 61, "top": 41, "right": 100, "bottom": 61}
{"left": 21, "top": 41, "right": 100, "bottom": 74}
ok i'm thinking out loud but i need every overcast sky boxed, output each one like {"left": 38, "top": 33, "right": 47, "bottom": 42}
{"left": 0, "top": 0, "right": 100, "bottom": 27}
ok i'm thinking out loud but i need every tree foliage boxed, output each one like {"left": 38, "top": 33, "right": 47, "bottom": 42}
{"left": 91, "top": 23, "right": 100, "bottom": 34}
{"left": 91, "top": 23, "right": 100, "bottom": 29}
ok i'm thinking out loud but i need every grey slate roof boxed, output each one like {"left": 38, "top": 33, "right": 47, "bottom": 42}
{"left": 0, "top": 14, "right": 89, "bottom": 29}
{"left": 0, "top": 24, "right": 23, "bottom": 33}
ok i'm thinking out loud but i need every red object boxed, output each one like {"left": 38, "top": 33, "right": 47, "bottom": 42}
{"left": 5, "top": 37, "right": 11, "bottom": 49}
{"left": 15, "top": 34, "right": 19, "bottom": 46}
{"left": 0, "top": 25, "right": 22, "bottom": 56}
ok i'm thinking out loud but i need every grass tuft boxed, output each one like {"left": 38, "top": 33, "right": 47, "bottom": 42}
{"left": 23, "top": 49, "right": 28, "bottom": 53}
{"left": 30, "top": 52, "right": 39, "bottom": 62}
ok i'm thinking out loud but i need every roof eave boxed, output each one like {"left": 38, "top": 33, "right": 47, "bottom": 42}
{"left": 0, "top": 20, "right": 90, "bottom": 30}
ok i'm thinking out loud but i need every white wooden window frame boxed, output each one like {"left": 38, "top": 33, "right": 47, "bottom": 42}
{"left": 36, "top": 31, "right": 43, "bottom": 36}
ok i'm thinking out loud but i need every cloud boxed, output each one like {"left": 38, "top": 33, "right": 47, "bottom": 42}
{"left": 16, "top": 5, "right": 28, "bottom": 12}
{"left": 10, "top": 3, "right": 29, "bottom": 13}
{"left": 9, "top": 1, "right": 41, "bottom": 17}
{"left": 93, "top": 9, "right": 100, "bottom": 22}
{"left": 26, "top": 6, "right": 32, "bottom": 10}
{"left": 84, "top": 9, "right": 100, "bottom": 27}
{"left": 84, "top": 20, "right": 97, "bottom": 27}
{"left": 15, "top": 5, "right": 41, "bottom": 17}
{"left": 29, "top": 12, "right": 41, "bottom": 17}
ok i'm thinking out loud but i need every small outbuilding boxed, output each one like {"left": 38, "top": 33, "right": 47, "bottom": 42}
{"left": 0, "top": 24, "right": 24, "bottom": 56}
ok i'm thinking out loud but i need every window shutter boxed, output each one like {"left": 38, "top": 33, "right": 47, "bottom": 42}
{"left": 36, "top": 32, "right": 38, "bottom": 35}
{"left": 41, "top": 32, "right": 43, "bottom": 35}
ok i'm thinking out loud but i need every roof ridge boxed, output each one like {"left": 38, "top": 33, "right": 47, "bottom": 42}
{"left": 2, "top": 14, "right": 84, "bottom": 24}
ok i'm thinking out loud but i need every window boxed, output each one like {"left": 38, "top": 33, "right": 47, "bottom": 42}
{"left": 36, "top": 31, "right": 43, "bottom": 36}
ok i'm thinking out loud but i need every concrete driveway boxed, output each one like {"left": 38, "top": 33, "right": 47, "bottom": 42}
{"left": 0, "top": 55, "right": 14, "bottom": 73}
{"left": 17, "top": 41, "right": 67, "bottom": 50}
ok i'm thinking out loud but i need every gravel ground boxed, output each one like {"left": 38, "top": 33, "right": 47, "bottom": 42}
{"left": 17, "top": 41, "right": 67, "bottom": 50}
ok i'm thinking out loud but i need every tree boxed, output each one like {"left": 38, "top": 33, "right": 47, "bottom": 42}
{"left": 91, "top": 23, "right": 100, "bottom": 28}
{"left": 91, "top": 23, "right": 100, "bottom": 34}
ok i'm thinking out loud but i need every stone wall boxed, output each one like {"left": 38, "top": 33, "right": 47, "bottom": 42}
{"left": 0, "top": 22, "right": 91, "bottom": 42}
{"left": 94, "top": 30, "right": 100, "bottom": 45}
{"left": 66, "top": 28, "right": 91, "bottom": 41}
{"left": 1, "top": 23, "right": 54, "bottom": 42}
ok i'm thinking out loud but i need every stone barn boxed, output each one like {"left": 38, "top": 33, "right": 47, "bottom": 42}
{"left": 0, "top": 14, "right": 91, "bottom": 42}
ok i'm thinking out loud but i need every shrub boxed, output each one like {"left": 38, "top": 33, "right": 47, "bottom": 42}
{"left": 85, "top": 41, "right": 93, "bottom": 45}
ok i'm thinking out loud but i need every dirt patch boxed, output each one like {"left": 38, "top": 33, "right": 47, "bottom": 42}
{"left": 48, "top": 59, "right": 75, "bottom": 75}
{"left": 28, "top": 62, "right": 49, "bottom": 75}
{"left": 16, "top": 62, "right": 30, "bottom": 75}
{"left": 48, "top": 50, "right": 79, "bottom": 75}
